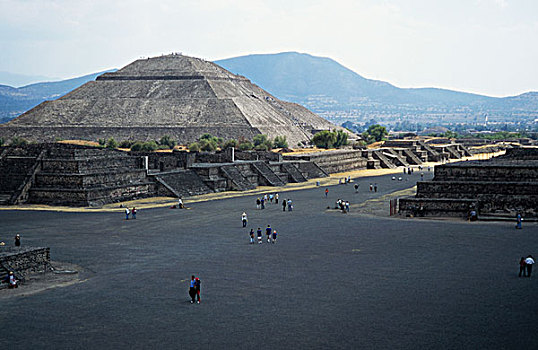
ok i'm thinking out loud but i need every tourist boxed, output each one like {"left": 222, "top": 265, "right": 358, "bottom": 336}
{"left": 178, "top": 198, "right": 184, "bottom": 209}
{"left": 282, "top": 200, "right": 286, "bottom": 211}
{"left": 515, "top": 213, "right": 522, "bottom": 229}
{"left": 275, "top": 193, "right": 279, "bottom": 204}
{"left": 347, "top": 176, "right": 351, "bottom": 183}
{"left": 261, "top": 197, "right": 265, "bottom": 210}
{"left": 257, "top": 227, "right": 262, "bottom": 244}
{"left": 354, "top": 184, "right": 359, "bottom": 193}
{"left": 269, "top": 194, "right": 274, "bottom": 203}
{"left": 14, "top": 234, "right": 20, "bottom": 247}
{"left": 242, "top": 212, "right": 248, "bottom": 227}
{"left": 272, "top": 230, "right": 278, "bottom": 244}
{"left": 195, "top": 277, "right": 201, "bottom": 304}
{"left": 374, "top": 183, "right": 378, "bottom": 192}
{"left": 369, "top": 183, "right": 373, "bottom": 192}
{"left": 266, "top": 225, "right": 272, "bottom": 243}
{"left": 420, "top": 173, "right": 424, "bottom": 181}
{"left": 525, "top": 255, "right": 535, "bottom": 277}
{"left": 519, "top": 257, "right": 527, "bottom": 277}
{"left": 125, "top": 207, "right": 130, "bottom": 220}
{"left": 189, "top": 275, "right": 197, "bottom": 303}
{"left": 8, "top": 271, "right": 18, "bottom": 289}
{"left": 249, "top": 229, "right": 255, "bottom": 244}
{"left": 325, "top": 188, "right": 329, "bottom": 197}
{"left": 256, "top": 198, "right": 261, "bottom": 210}
{"left": 403, "top": 168, "right": 407, "bottom": 174}
{"left": 131, "top": 207, "right": 137, "bottom": 219}
{"left": 287, "top": 199, "right": 293, "bottom": 211}
{"left": 345, "top": 201, "right": 350, "bottom": 213}
{"left": 263, "top": 194, "right": 268, "bottom": 203}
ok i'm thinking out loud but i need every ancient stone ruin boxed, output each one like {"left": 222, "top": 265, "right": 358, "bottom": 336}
{"left": 0, "top": 54, "right": 346, "bottom": 147}
{"left": 399, "top": 147, "right": 538, "bottom": 218}
{"left": 0, "top": 246, "right": 50, "bottom": 289}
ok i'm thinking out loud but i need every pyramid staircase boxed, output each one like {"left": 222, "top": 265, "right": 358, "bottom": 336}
{"left": 251, "top": 161, "right": 286, "bottom": 187}
{"left": 281, "top": 162, "right": 307, "bottom": 182}
{"left": 221, "top": 165, "right": 257, "bottom": 191}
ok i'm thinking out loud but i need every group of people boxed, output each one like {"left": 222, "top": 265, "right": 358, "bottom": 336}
{"left": 369, "top": 183, "right": 378, "bottom": 192}
{"left": 335, "top": 199, "right": 350, "bottom": 213}
{"left": 339, "top": 176, "right": 352, "bottom": 185}
{"left": 122, "top": 206, "right": 137, "bottom": 220}
{"left": 188, "top": 275, "right": 202, "bottom": 303}
{"left": 3, "top": 271, "right": 18, "bottom": 289}
{"left": 255, "top": 193, "right": 279, "bottom": 209}
{"left": 518, "top": 255, "right": 535, "bottom": 277}
{"left": 249, "top": 225, "right": 278, "bottom": 244}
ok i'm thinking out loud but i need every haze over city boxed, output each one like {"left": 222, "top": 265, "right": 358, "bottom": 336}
{"left": 1, "top": 0, "right": 537, "bottom": 97}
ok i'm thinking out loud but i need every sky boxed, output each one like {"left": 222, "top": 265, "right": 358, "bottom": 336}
{"left": 1, "top": 0, "right": 537, "bottom": 97}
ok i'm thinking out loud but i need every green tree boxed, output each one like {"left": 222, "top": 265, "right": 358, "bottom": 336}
{"left": 188, "top": 142, "right": 200, "bottom": 152}
{"left": 253, "top": 134, "right": 269, "bottom": 147}
{"left": 334, "top": 130, "right": 348, "bottom": 148}
{"left": 130, "top": 141, "right": 158, "bottom": 152}
{"left": 98, "top": 138, "right": 106, "bottom": 146}
{"left": 159, "top": 135, "right": 177, "bottom": 149}
{"left": 223, "top": 139, "right": 238, "bottom": 149}
{"left": 273, "top": 135, "right": 288, "bottom": 148}
{"left": 238, "top": 141, "right": 254, "bottom": 151}
{"left": 119, "top": 140, "right": 135, "bottom": 148}
{"left": 9, "top": 136, "right": 28, "bottom": 147}
{"left": 362, "top": 124, "right": 388, "bottom": 143}
{"left": 199, "top": 139, "right": 217, "bottom": 152}
{"left": 106, "top": 137, "right": 118, "bottom": 149}
{"left": 312, "top": 130, "right": 337, "bottom": 149}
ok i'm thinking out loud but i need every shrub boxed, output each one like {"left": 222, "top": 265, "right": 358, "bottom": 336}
{"left": 238, "top": 141, "right": 254, "bottom": 151}
{"left": 199, "top": 139, "right": 217, "bottom": 152}
{"left": 130, "top": 141, "right": 158, "bottom": 152}
{"left": 119, "top": 140, "right": 135, "bottom": 148}
{"left": 188, "top": 142, "right": 200, "bottom": 152}
{"left": 106, "top": 138, "right": 118, "bottom": 149}
{"left": 9, "top": 136, "right": 28, "bottom": 147}
{"left": 253, "top": 134, "right": 269, "bottom": 146}
{"left": 98, "top": 139, "right": 106, "bottom": 146}
{"left": 273, "top": 135, "right": 288, "bottom": 148}
{"left": 312, "top": 130, "right": 337, "bottom": 149}
{"left": 159, "top": 135, "right": 177, "bottom": 149}
{"left": 223, "top": 139, "right": 238, "bottom": 149}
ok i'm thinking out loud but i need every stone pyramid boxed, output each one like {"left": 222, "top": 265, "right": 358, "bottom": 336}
{"left": 0, "top": 54, "right": 344, "bottom": 146}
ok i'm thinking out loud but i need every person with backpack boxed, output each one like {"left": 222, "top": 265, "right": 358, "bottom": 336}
{"left": 272, "top": 230, "right": 278, "bottom": 244}
{"left": 249, "top": 229, "right": 255, "bottom": 244}
{"left": 257, "top": 228, "right": 263, "bottom": 244}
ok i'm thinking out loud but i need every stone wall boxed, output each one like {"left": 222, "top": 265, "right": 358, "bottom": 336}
{"left": 0, "top": 247, "right": 50, "bottom": 284}
{"left": 284, "top": 149, "right": 367, "bottom": 173}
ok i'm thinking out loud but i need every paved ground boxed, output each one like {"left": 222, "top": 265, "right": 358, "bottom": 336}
{"left": 0, "top": 170, "right": 537, "bottom": 349}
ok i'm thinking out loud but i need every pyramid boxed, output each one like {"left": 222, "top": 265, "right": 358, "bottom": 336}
{"left": 0, "top": 54, "right": 344, "bottom": 146}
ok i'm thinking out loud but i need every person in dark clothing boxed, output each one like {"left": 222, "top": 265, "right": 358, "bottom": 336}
{"left": 195, "top": 277, "right": 201, "bottom": 303}
{"left": 249, "top": 228, "right": 255, "bottom": 244}
{"left": 189, "top": 275, "right": 196, "bottom": 304}
{"left": 266, "top": 225, "right": 272, "bottom": 243}
{"left": 261, "top": 198, "right": 265, "bottom": 209}
{"left": 519, "top": 257, "right": 527, "bottom": 277}
{"left": 525, "top": 255, "right": 535, "bottom": 277}
{"left": 257, "top": 227, "right": 262, "bottom": 244}
{"left": 282, "top": 200, "right": 286, "bottom": 211}
{"left": 374, "top": 183, "right": 378, "bottom": 192}
{"left": 131, "top": 207, "right": 137, "bottom": 219}
{"left": 15, "top": 234, "right": 20, "bottom": 247}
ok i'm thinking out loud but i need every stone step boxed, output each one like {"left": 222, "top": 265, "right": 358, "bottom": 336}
{"left": 251, "top": 162, "right": 286, "bottom": 187}
{"left": 281, "top": 163, "right": 307, "bottom": 183}
{"left": 372, "top": 150, "right": 396, "bottom": 169}
{"left": 220, "top": 165, "right": 256, "bottom": 191}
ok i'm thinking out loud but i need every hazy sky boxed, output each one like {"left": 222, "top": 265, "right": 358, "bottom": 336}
{"left": 1, "top": 0, "right": 537, "bottom": 96}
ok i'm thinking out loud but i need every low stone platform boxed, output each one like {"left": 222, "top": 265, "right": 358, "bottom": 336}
{"left": 0, "top": 246, "right": 50, "bottom": 288}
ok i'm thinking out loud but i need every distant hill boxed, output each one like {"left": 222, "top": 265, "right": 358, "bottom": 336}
{"left": 0, "top": 70, "right": 116, "bottom": 123}
{"left": 216, "top": 52, "right": 538, "bottom": 125}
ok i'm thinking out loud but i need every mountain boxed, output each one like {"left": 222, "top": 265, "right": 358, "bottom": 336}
{"left": 0, "top": 70, "right": 116, "bottom": 123}
{"left": 216, "top": 52, "right": 538, "bottom": 125}
{"left": 0, "top": 71, "right": 56, "bottom": 87}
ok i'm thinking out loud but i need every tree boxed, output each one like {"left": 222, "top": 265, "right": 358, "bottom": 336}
{"left": 10, "top": 136, "right": 28, "bottom": 147}
{"left": 106, "top": 137, "right": 118, "bottom": 149}
{"left": 188, "top": 142, "right": 200, "bottom": 152}
{"left": 159, "top": 135, "right": 177, "bottom": 149}
{"left": 362, "top": 124, "right": 388, "bottom": 143}
{"left": 199, "top": 139, "right": 217, "bottom": 152}
{"left": 238, "top": 141, "right": 254, "bottom": 151}
{"left": 98, "top": 139, "right": 106, "bottom": 147}
{"left": 223, "top": 139, "right": 238, "bottom": 149}
{"left": 253, "top": 134, "right": 269, "bottom": 146}
{"left": 312, "top": 130, "right": 337, "bottom": 149}
{"left": 334, "top": 130, "right": 348, "bottom": 148}
{"left": 273, "top": 135, "right": 288, "bottom": 148}
{"left": 119, "top": 140, "right": 135, "bottom": 148}
{"left": 131, "top": 141, "right": 158, "bottom": 152}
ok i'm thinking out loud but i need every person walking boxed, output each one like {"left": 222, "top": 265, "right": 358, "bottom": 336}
{"left": 249, "top": 229, "right": 255, "bottom": 244}
{"left": 374, "top": 183, "right": 378, "bottom": 192}
{"left": 261, "top": 197, "right": 265, "bottom": 210}
{"left": 525, "top": 255, "right": 535, "bottom": 277}
{"left": 14, "top": 234, "right": 20, "bottom": 247}
{"left": 189, "top": 275, "right": 197, "bottom": 303}
{"left": 242, "top": 212, "right": 248, "bottom": 227}
{"left": 269, "top": 194, "right": 274, "bottom": 203}
{"left": 369, "top": 183, "right": 373, "bottom": 192}
{"left": 275, "top": 193, "right": 279, "bottom": 204}
{"left": 325, "top": 188, "right": 329, "bottom": 197}
{"left": 272, "top": 230, "right": 278, "bottom": 244}
{"left": 354, "top": 184, "right": 359, "bottom": 193}
{"left": 515, "top": 213, "right": 523, "bottom": 229}
{"left": 257, "top": 227, "right": 263, "bottom": 244}
{"left": 178, "top": 198, "right": 184, "bottom": 209}
{"left": 256, "top": 198, "right": 261, "bottom": 210}
{"left": 131, "top": 207, "right": 137, "bottom": 219}
{"left": 195, "top": 277, "right": 201, "bottom": 304}
{"left": 266, "top": 225, "right": 272, "bottom": 243}
{"left": 519, "top": 257, "right": 527, "bottom": 277}
{"left": 282, "top": 200, "right": 286, "bottom": 212}
{"left": 125, "top": 207, "right": 130, "bottom": 220}
{"left": 287, "top": 199, "right": 293, "bottom": 211}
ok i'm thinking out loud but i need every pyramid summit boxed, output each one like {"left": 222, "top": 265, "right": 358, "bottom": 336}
{"left": 0, "top": 54, "right": 343, "bottom": 146}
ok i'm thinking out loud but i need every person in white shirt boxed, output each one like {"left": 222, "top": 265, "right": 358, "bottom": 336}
{"left": 525, "top": 255, "right": 535, "bottom": 277}
{"left": 241, "top": 212, "right": 248, "bottom": 227}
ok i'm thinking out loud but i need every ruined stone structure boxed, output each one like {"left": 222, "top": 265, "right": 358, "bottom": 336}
{"left": 0, "top": 247, "right": 50, "bottom": 289}
{"left": 0, "top": 54, "right": 347, "bottom": 147}
{"left": 399, "top": 147, "right": 538, "bottom": 218}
